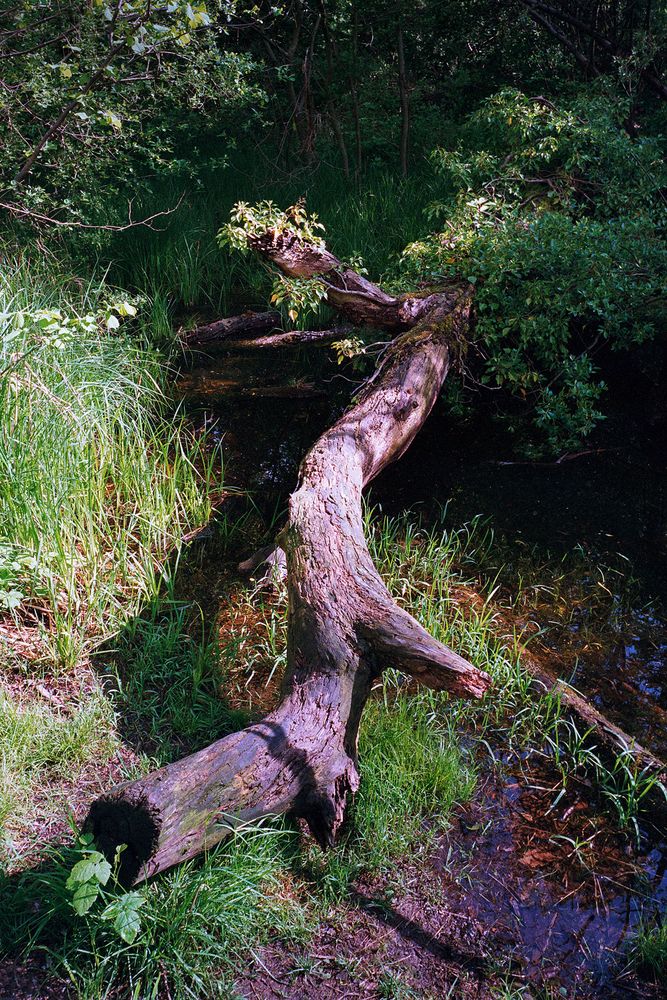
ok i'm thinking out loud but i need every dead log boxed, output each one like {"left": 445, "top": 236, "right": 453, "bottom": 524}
{"left": 86, "top": 229, "right": 490, "bottom": 885}
{"left": 183, "top": 310, "right": 281, "bottom": 347}
{"left": 87, "top": 213, "right": 664, "bottom": 881}
{"left": 245, "top": 227, "right": 450, "bottom": 331}
{"left": 525, "top": 656, "right": 667, "bottom": 787}
{"left": 223, "top": 325, "right": 353, "bottom": 350}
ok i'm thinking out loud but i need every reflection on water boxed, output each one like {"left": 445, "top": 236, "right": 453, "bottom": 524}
{"left": 178, "top": 345, "right": 339, "bottom": 504}
{"left": 441, "top": 764, "right": 667, "bottom": 995}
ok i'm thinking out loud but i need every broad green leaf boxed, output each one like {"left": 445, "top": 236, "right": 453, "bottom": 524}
{"left": 71, "top": 878, "right": 101, "bottom": 915}
{"left": 101, "top": 892, "right": 145, "bottom": 943}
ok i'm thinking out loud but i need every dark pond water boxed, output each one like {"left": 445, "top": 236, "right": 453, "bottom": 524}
{"left": 177, "top": 335, "right": 667, "bottom": 995}
{"left": 441, "top": 761, "right": 667, "bottom": 996}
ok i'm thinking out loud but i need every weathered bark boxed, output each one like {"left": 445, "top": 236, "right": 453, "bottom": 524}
{"left": 86, "top": 228, "right": 490, "bottom": 884}
{"left": 245, "top": 228, "right": 450, "bottom": 331}
{"left": 183, "top": 310, "right": 280, "bottom": 348}
{"left": 224, "top": 325, "right": 352, "bottom": 350}
{"left": 87, "top": 212, "right": 664, "bottom": 881}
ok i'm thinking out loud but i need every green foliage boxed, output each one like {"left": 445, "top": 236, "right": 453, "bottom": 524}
{"left": 219, "top": 198, "right": 326, "bottom": 252}
{"left": 65, "top": 833, "right": 145, "bottom": 942}
{"left": 399, "top": 88, "right": 667, "bottom": 453}
{"left": 331, "top": 335, "right": 366, "bottom": 367}
{"left": 0, "top": 542, "right": 44, "bottom": 612}
{"left": 0, "top": 1, "right": 263, "bottom": 219}
{"left": 270, "top": 274, "right": 328, "bottom": 325}
{"left": 631, "top": 919, "right": 667, "bottom": 977}
{"left": 66, "top": 836, "right": 113, "bottom": 916}
{"left": 111, "top": 606, "right": 250, "bottom": 763}
{"left": 1, "top": 825, "right": 307, "bottom": 999}
{"left": 0, "top": 253, "right": 217, "bottom": 665}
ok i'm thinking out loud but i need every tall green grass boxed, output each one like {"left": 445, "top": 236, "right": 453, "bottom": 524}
{"left": 631, "top": 920, "right": 667, "bottom": 979}
{"left": 0, "top": 252, "right": 218, "bottom": 667}
{"left": 0, "top": 825, "right": 309, "bottom": 1000}
{"left": 101, "top": 161, "right": 435, "bottom": 322}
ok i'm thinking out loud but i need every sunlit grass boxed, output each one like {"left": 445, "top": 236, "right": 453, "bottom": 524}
{"left": 0, "top": 684, "right": 117, "bottom": 858}
{"left": 1, "top": 502, "right": 663, "bottom": 996}
{"left": 0, "top": 254, "right": 219, "bottom": 667}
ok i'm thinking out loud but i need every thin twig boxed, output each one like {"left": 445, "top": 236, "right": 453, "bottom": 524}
{"left": 0, "top": 193, "right": 185, "bottom": 231}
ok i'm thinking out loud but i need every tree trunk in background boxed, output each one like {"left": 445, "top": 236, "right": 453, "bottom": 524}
{"left": 318, "top": 0, "right": 350, "bottom": 178}
{"left": 351, "top": 6, "right": 363, "bottom": 179}
{"left": 397, "top": 27, "right": 410, "bottom": 178}
{"left": 85, "top": 228, "right": 489, "bottom": 885}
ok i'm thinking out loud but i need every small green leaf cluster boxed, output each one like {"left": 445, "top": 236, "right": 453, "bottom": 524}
{"left": 0, "top": 542, "right": 44, "bottom": 612}
{"left": 1, "top": 308, "right": 94, "bottom": 356}
{"left": 331, "top": 335, "right": 366, "bottom": 369}
{"left": 218, "top": 198, "right": 326, "bottom": 254}
{"left": 270, "top": 274, "right": 327, "bottom": 324}
{"left": 66, "top": 833, "right": 145, "bottom": 943}
{"left": 400, "top": 88, "right": 667, "bottom": 454}
{"left": 1, "top": 297, "right": 140, "bottom": 378}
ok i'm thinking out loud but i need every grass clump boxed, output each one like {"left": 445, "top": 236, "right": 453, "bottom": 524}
{"left": 0, "top": 684, "right": 117, "bottom": 858}
{"left": 109, "top": 604, "right": 250, "bottom": 764}
{"left": 0, "top": 248, "right": 220, "bottom": 865}
{"left": 0, "top": 825, "right": 308, "bottom": 1000}
{"left": 0, "top": 252, "right": 218, "bottom": 667}
{"left": 355, "top": 688, "right": 474, "bottom": 866}
{"left": 631, "top": 920, "right": 667, "bottom": 979}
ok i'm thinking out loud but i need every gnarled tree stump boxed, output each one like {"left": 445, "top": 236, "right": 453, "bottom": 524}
{"left": 86, "top": 225, "right": 490, "bottom": 885}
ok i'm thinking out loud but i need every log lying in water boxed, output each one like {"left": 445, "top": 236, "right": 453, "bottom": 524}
{"left": 86, "top": 233, "right": 490, "bottom": 884}
{"left": 183, "top": 310, "right": 280, "bottom": 347}
{"left": 224, "top": 324, "right": 353, "bottom": 350}
{"left": 525, "top": 657, "right": 667, "bottom": 787}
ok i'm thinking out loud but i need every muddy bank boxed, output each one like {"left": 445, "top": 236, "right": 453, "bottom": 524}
{"left": 235, "top": 760, "right": 667, "bottom": 999}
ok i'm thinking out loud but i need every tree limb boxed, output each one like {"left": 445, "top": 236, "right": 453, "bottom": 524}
{"left": 86, "top": 230, "right": 489, "bottom": 884}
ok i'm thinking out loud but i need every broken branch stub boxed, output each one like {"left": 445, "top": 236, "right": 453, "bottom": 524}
{"left": 86, "top": 226, "right": 489, "bottom": 885}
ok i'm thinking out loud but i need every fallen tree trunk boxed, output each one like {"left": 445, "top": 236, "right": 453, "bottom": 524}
{"left": 88, "top": 214, "right": 667, "bottom": 882}
{"left": 87, "top": 233, "right": 490, "bottom": 885}
{"left": 183, "top": 310, "right": 280, "bottom": 348}
{"left": 224, "top": 324, "right": 352, "bottom": 349}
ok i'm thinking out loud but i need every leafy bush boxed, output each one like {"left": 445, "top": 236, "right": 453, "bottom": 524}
{"left": 400, "top": 88, "right": 667, "bottom": 453}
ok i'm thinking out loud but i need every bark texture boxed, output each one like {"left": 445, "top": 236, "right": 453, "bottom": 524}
{"left": 184, "top": 310, "right": 280, "bottom": 348}
{"left": 224, "top": 325, "right": 353, "bottom": 350}
{"left": 86, "top": 226, "right": 490, "bottom": 885}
